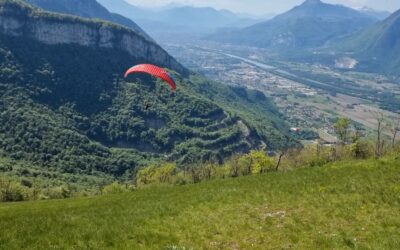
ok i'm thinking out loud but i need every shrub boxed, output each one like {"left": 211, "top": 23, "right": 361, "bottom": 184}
{"left": 42, "top": 186, "right": 72, "bottom": 200}
{"left": 214, "top": 164, "right": 230, "bottom": 179}
{"left": 154, "top": 163, "right": 177, "bottom": 184}
{"left": 136, "top": 163, "right": 177, "bottom": 186}
{"left": 249, "top": 150, "right": 275, "bottom": 174}
{"left": 136, "top": 166, "right": 157, "bottom": 186}
{"left": 198, "top": 163, "right": 218, "bottom": 180}
{"left": 283, "top": 145, "right": 331, "bottom": 169}
{"left": 20, "top": 178, "right": 33, "bottom": 188}
{"left": 351, "top": 141, "right": 373, "bottom": 159}
{"left": 223, "top": 151, "right": 275, "bottom": 177}
{"left": 171, "top": 172, "right": 189, "bottom": 186}
{"left": 102, "top": 182, "right": 131, "bottom": 195}
{"left": 0, "top": 177, "right": 30, "bottom": 202}
{"left": 237, "top": 154, "right": 252, "bottom": 176}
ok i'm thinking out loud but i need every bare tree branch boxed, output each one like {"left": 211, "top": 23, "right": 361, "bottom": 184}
{"left": 375, "top": 112, "right": 385, "bottom": 157}
{"left": 391, "top": 115, "right": 400, "bottom": 148}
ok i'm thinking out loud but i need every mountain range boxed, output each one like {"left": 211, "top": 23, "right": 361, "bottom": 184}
{"left": 209, "top": 0, "right": 377, "bottom": 50}
{"left": 97, "top": 0, "right": 262, "bottom": 42}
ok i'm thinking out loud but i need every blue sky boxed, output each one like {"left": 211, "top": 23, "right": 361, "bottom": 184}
{"left": 126, "top": 0, "right": 400, "bottom": 15}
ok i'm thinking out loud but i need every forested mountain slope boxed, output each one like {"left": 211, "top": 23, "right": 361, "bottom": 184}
{"left": 0, "top": 0, "right": 288, "bottom": 180}
{"left": 334, "top": 9, "right": 400, "bottom": 75}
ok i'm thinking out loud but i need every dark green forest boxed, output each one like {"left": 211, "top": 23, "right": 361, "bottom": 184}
{"left": 0, "top": 34, "right": 288, "bottom": 185}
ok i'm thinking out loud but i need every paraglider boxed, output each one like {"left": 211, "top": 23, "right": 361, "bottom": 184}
{"left": 124, "top": 64, "right": 176, "bottom": 110}
{"left": 124, "top": 64, "right": 176, "bottom": 91}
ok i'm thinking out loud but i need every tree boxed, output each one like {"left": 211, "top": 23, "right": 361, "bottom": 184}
{"left": 200, "top": 163, "right": 217, "bottom": 180}
{"left": 274, "top": 135, "right": 293, "bottom": 172}
{"left": 154, "top": 163, "right": 176, "bottom": 184}
{"left": 334, "top": 117, "right": 351, "bottom": 144}
{"left": 136, "top": 166, "right": 156, "bottom": 186}
{"left": 237, "top": 154, "right": 253, "bottom": 176}
{"left": 227, "top": 155, "right": 241, "bottom": 178}
{"left": 350, "top": 141, "right": 372, "bottom": 159}
{"left": 275, "top": 152, "right": 285, "bottom": 172}
{"left": 189, "top": 167, "right": 201, "bottom": 183}
{"left": 249, "top": 151, "right": 275, "bottom": 174}
{"left": 136, "top": 163, "right": 177, "bottom": 186}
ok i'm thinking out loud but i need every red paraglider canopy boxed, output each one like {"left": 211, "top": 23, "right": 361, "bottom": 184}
{"left": 124, "top": 64, "right": 176, "bottom": 90}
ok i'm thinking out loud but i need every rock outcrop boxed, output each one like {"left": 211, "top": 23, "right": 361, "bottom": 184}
{"left": 25, "top": 0, "right": 153, "bottom": 41}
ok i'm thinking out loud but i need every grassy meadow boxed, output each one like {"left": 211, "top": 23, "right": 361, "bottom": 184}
{"left": 0, "top": 158, "right": 399, "bottom": 249}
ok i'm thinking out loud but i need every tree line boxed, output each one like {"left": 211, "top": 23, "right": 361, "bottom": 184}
{"left": 2, "top": 115, "right": 399, "bottom": 202}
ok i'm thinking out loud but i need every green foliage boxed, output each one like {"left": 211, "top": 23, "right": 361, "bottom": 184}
{"left": 248, "top": 150, "right": 275, "bottom": 174}
{"left": 350, "top": 141, "right": 374, "bottom": 159}
{"left": 187, "top": 75, "right": 290, "bottom": 149}
{"left": 334, "top": 117, "right": 351, "bottom": 143}
{"left": 136, "top": 163, "right": 177, "bottom": 186}
{"left": 0, "top": 170, "right": 100, "bottom": 201}
{"left": 135, "top": 150, "right": 275, "bottom": 187}
{"left": 41, "top": 185, "right": 73, "bottom": 200}
{"left": 294, "top": 129, "right": 320, "bottom": 140}
{"left": 236, "top": 154, "right": 252, "bottom": 176}
{"left": 0, "top": 136, "right": 386, "bottom": 203}
{"left": 223, "top": 150, "right": 275, "bottom": 178}
{"left": 0, "top": 176, "right": 30, "bottom": 202}
{"left": 283, "top": 145, "right": 333, "bottom": 169}
{"left": 0, "top": 30, "right": 287, "bottom": 180}
{"left": 198, "top": 163, "right": 218, "bottom": 180}
{"left": 102, "top": 182, "right": 131, "bottom": 195}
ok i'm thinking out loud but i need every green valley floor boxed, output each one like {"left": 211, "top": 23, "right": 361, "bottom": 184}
{"left": 1, "top": 158, "right": 399, "bottom": 249}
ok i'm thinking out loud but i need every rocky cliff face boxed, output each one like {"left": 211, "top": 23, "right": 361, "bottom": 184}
{"left": 25, "top": 0, "right": 153, "bottom": 42}
{"left": 0, "top": 1, "right": 186, "bottom": 74}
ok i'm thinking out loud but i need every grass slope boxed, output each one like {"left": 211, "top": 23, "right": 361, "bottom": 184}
{"left": 1, "top": 158, "right": 399, "bottom": 249}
